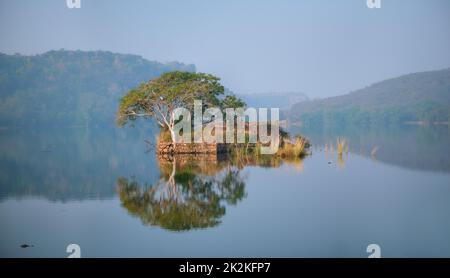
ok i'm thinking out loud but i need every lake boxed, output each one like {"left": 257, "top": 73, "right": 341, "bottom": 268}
{"left": 1, "top": 125, "right": 450, "bottom": 257}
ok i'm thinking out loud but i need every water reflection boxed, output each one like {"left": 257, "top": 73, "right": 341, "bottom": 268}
{"left": 117, "top": 155, "right": 247, "bottom": 231}
{"left": 292, "top": 124, "right": 450, "bottom": 173}
{"left": 117, "top": 152, "right": 308, "bottom": 231}
{"left": 0, "top": 127, "right": 306, "bottom": 205}
{"left": 1, "top": 127, "right": 450, "bottom": 257}
{"left": 0, "top": 127, "right": 159, "bottom": 201}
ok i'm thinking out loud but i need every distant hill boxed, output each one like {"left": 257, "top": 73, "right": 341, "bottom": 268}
{"left": 288, "top": 69, "right": 450, "bottom": 127}
{"left": 239, "top": 91, "right": 308, "bottom": 110}
{"left": 0, "top": 50, "right": 195, "bottom": 126}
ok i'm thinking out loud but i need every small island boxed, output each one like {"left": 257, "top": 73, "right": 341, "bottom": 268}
{"left": 117, "top": 71, "right": 310, "bottom": 159}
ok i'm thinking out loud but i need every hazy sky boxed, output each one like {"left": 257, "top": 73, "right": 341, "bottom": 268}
{"left": 0, "top": 0, "right": 449, "bottom": 97}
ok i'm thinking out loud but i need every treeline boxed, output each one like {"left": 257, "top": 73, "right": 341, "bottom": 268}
{"left": 289, "top": 69, "right": 450, "bottom": 127}
{"left": 0, "top": 50, "right": 195, "bottom": 127}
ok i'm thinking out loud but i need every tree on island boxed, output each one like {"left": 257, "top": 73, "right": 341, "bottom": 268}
{"left": 117, "top": 71, "right": 244, "bottom": 143}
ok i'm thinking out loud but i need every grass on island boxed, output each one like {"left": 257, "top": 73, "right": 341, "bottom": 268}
{"left": 157, "top": 126, "right": 311, "bottom": 159}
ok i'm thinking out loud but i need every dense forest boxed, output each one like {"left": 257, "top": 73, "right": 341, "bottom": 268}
{"left": 288, "top": 69, "right": 450, "bottom": 127}
{"left": 0, "top": 50, "right": 195, "bottom": 126}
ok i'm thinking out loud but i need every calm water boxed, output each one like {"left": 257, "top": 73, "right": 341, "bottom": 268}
{"left": 1, "top": 125, "right": 450, "bottom": 258}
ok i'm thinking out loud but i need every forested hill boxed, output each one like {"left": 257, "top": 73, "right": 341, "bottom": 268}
{"left": 0, "top": 50, "right": 195, "bottom": 127}
{"left": 288, "top": 69, "right": 450, "bottom": 127}
{"left": 239, "top": 91, "right": 309, "bottom": 110}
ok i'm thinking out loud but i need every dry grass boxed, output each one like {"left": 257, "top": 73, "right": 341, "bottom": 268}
{"left": 337, "top": 137, "right": 347, "bottom": 156}
{"left": 279, "top": 136, "right": 308, "bottom": 158}
{"left": 371, "top": 146, "right": 379, "bottom": 157}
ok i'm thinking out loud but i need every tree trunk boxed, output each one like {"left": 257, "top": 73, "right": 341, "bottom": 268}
{"left": 169, "top": 126, "right": 176, "bottom": 151}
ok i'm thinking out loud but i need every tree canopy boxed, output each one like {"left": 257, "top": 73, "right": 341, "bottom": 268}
{"left": 117, "top": 71, "right": 245, "bottom": 142}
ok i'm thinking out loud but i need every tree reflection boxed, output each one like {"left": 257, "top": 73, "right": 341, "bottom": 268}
{"left": 117, "top": 156, "right": 247, "bottom": 231}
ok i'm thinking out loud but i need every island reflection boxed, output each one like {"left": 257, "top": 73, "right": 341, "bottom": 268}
{"left": 117, "top": 153, "right": 305, "bottom": 231}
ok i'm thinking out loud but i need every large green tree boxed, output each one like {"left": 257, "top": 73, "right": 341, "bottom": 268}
{"left": 117, "top": 71, "right": 243, "bottom": 143}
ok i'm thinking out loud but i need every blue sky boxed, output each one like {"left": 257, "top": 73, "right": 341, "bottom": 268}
{"left": 0, "top": 0, "right": 449, "bottom": 97}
